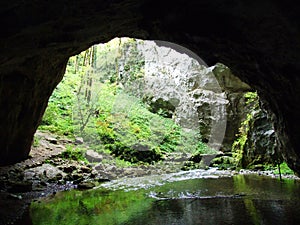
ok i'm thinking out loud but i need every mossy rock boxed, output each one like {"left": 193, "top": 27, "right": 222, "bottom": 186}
{"left": 106, "top": 142, "right": 162, "bottom": 164}
{"left": 181, "top": 161, "right": 199, "bottom": 171}
{"left": 211, "top": 155, "right": 236, "bottom": 169}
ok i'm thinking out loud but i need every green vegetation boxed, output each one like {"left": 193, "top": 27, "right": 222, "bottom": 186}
{"left": 275, "top": 162, "right": 294, "bottom": 175}
{"left": 264, "top": 162, "right": 294, "bottom": 175}
{"left": 39, "top": 38, "right": 212, "bottom": 164}
{"left": 211, "top": 155, "right": 236, "bottom": 170}
{"left": 32, "top": 136, "right": 40, "bottom": 147}
{"left": 231, "top": 92, "right": 290, "bottom": 172}
{"left": 75, "top": 80, "right": 210, "bottom": 164}
{"left": 232, "top": 92, "right": 259, "bottom": 168}
{"left": 39, "top": 57, "right": 82, "bottom": 136}
{"left": 59, "top": 145, "right": 87, "bottom": 162}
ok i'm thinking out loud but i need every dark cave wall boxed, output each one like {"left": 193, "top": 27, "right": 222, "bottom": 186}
{"left": 0, "top": 0, "right": 300, "bottom": 172}
{"left": 0, "top": 56, "right": 68, "bottom": 164}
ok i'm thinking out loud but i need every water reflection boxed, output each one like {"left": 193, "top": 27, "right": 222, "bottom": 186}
{"left": 29, "top": 174, "right": 300, "bottom": 225}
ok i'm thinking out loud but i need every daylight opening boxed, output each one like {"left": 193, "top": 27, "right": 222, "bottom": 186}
{"left": 39, "top": 37, "right": 288, "bottom": 173}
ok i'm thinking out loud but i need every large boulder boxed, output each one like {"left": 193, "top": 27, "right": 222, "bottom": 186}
{"left": 85, "top": 150, "right": 103, "bottom": 163}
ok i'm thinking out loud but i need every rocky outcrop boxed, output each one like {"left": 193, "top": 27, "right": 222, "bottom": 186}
{"left": 0, "top": 0, "right": 300, "bottom": 174}
{"left": 117, "top": 41, "right": 252, "bottom": 152}
{"left": 239, "top": 102, "right": 280, "bottom": 168}
{"left": 118, "top": 40, "right": 229, "bottom": 151}
{"left": 212, "top": 64, "right": 253, "bottom": 152}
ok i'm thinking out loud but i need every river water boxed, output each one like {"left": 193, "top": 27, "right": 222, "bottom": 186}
{"left": 28, "top": 169, "right": 300, "bottom": 225}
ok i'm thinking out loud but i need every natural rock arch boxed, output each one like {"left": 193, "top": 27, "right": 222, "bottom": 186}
{"left": 1, "top": 0, "right": 300, "bottom": 173}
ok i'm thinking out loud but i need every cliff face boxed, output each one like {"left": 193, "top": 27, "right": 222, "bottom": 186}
{"left": 242, "top": 105, "right": 279, "bottom": 168}
{"left": 1, "top": 0, "right": 300, "bottom": 173}
{"left": 119, "top": 40, "right": 253, "bottom": 152}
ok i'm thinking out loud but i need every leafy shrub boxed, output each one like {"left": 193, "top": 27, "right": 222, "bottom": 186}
{"left": 60, "top": 145, "right": 87, "bottom": 162}
{"left": 264, "top": 162, "right": 294, "bottom": 175}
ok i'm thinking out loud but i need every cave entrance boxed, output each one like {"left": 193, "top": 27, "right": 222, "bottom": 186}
{"left": 5, "top": 36, "right": 295, "bottom": 225}
{"left": 38, "top": 37, "right": 285, "bottom": 172}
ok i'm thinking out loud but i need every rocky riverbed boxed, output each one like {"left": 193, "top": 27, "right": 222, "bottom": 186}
{"left": 0, "top": 131, "right": 298, "bottom": 225}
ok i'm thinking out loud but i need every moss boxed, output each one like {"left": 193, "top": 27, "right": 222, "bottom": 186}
{"left": 106, "top": 142, "right": 162, "bottom": 164}
{"left": 211, "top": 156, "right": 236, "bottom": 170}
{"left": 32, "top": 136, "right": 40, "bottom": 147}
{"left": 232, "top": 92, "right": 258, "bottom": 168}
{"left": 59, "top": 145, "right": 87, "bottom": 162}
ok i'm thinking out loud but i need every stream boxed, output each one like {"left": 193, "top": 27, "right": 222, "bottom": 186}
{"left": 26, "top": 168, "right": 300, "bottom": 225}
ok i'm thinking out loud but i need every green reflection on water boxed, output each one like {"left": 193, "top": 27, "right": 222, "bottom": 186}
{"left": 31, "top": 188, "right": 153, "bottom": 225}
{"left": 30, "top": 174, "right": 300, "bottom": 225}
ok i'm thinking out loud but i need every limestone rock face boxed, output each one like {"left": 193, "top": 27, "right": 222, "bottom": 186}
{"left": 223, "top": 92, "right": 249, "bottom": 151}
{"left": 119, "top": 41, "right": 229, "bottom": 151}
{"left": 119, "top": 41, "right": 251, "bottom": 152}
{"left": 212, "top": 64, "right": 252, "bottom": 152}
{"left": 0, "top": 0, "right": 300, "bottom": 174}
{"left": 241, "top": 105, "right": 279, "bottom": 168}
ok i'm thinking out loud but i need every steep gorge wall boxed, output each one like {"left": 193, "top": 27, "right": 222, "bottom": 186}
{"left": 118, "top": 41, "right": 253, "bottom": 152}
{"left": 243, "top": 107, "right": 279, "bottom": 167}
{"left": 0, "top": 0, "right": 300, "bottom": 174}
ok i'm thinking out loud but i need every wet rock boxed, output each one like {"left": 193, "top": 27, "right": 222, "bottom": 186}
{"left": 96, "top": 172, "right": 116, "bottom": 180}
{"left": 75, "top": 137, "right": 84, "bottom": 145}
{"left": 53, "top": 173, "right": 63, "bottom": 181}
{"left": 8, "top": 170, "right": 24, "bottom": 182}
{"left": 64, "top": 174, "right": 73, "bottom": 181}
{"left": 24, "top": 164, "right": 66, "bottom": 182}
{"left": 32, "top": 184, "right": 46, "bottom": 191}
{"left": 85, "top": 150, "right": 103, "bottom": 163}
